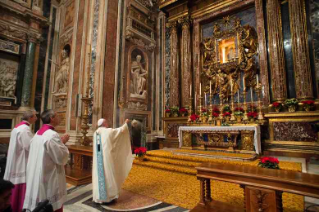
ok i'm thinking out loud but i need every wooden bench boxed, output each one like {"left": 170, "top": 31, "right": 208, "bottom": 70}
{"left": 191, "top": 163, "right": 319, "bottom": 212}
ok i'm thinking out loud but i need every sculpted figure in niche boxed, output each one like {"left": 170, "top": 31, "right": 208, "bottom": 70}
{"left": 130, "top": 55, "right": 147, "bottom": 99}
{"left": 55, "top": 48, "right": 70, "bottom": 93}
{"left": 0, "top": 60, "right": 17, "bottom": 98}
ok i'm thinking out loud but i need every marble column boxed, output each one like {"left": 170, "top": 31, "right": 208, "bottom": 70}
{"left": 21, "top": 40, "right": 36, "bottom": 107}
{"left": 30, "top": 43, "right": 40, "bottom": 108}
{"left": 168, "top": 21, "right": 180, "bottom": 107}
{"left": 266, "top": 0, "right": 287, "bottom": 102}
{"left": 288, "top": 0, "right": 313, "bottom": 100}
{"left": 179, "top": 17, "right": 192, "bottom": 108}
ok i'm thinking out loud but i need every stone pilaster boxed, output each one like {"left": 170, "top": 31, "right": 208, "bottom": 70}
{"left": 168, "top": 21, "right": 180, "bottom": 107}
{"left": 179, "top": 16, "right": 192, "bottom": 108}
{"left": 21, "top": 40, "right": 36, "bottom": 107}
{"left": 289, "top": 0, "right": 314, "bottom": 100}
{"left": 266, "top": 0, "right": 287, "bottom": 102}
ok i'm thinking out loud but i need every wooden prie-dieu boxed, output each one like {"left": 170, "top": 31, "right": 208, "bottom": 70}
{"left": 191, "top": 163, "right": 319, "bottom": 212}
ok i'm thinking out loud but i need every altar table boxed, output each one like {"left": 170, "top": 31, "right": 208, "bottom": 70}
{"left": 178, "top": 126, "right": 261, "bottom": 154}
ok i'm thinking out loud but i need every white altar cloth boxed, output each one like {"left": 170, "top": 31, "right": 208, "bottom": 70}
{"left": 178, "top": 126, "right": 261, "bottom": 154}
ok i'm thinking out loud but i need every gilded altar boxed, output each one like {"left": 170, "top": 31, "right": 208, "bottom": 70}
{"left": 178, "top": 125, "right": 260, "bottom": 154}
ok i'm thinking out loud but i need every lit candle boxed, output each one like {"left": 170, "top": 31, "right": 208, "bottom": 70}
{"left": 243, "top": 76, "right": 245, "bottom": 91}
{"left": 210, "top": 81, "right": 212, "bottom": 94}
{"left": 230, "top": 77, "right": 233, "bottom": 93}
{"left": 205, "top": 94, "right": 207, "bottom": 108}
{"left": 200, "top": 83, "right": 202, "bottom": 95}
{"left": 256, "top": 74, "right": 259, "bottom": 86}
{"left": 251, "top": 87, "right": 253, "bottom": 102}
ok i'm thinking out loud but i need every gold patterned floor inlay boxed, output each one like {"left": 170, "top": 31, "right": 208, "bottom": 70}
{"left": 173, "top": 149, "right": 256, "bottom": 160}
{"left": 124, "top": 150, "right": 303, "bottom": 211}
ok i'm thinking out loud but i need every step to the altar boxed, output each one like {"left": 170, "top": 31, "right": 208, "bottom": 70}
{"left": 134, "top": 149, "right": 302, "bottom": 176}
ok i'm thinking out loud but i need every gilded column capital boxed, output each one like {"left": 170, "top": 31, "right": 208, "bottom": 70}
{"left": 288, "top": 0, "right": 313, "bottom": 100}
{"left": 178, "top": 16, "right": 192, "bottom": 29}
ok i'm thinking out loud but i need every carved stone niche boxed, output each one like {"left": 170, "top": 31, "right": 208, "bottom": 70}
{"left": 53, "top": 44, "right": 70, "bottom": 109}
{"left": 126, "top": 47, "right": 149, "bottom": 111}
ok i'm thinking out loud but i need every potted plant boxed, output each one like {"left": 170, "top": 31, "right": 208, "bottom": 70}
{"left": 301, "top": 100, "right": 315, "bottom": 112}
{"left": 285, "top": 98, "right": 298, "bottom": 112}
{"left": 223, "top": 112, "right": 231, "bottom": 122}
{"left": 272, "top": 102, "right": 282, "bottom": 112}
{"left": 212, "top": 107, "right": 220, "bottom": 119}
{"left": 223, "top": 105, "right": 231, "bottom": 113}
{"left": 234, "top": 107, "right": 244, "bottom": 122}
{"left": 247, "top": 111, "right": 258, "bottom": 121}
{"left": 190, "top": 114, "right": 199, "bottom": 123}
{"left": 179, "top": 107, "right": 188, "bottom": 117}
{"left": 134, "top": 147, "right": 147, "bottom": 161}
{"left": 201, "top": 108, "right": 209, "bottom": 123}
{"left": 165, "top": 108, "right": 171, "bottom": 117}
{"left": 170, "top": 106, "right": 179, "bottom": 117}
{"left": 258, "top": 157, "right": 279, "bottom": 169}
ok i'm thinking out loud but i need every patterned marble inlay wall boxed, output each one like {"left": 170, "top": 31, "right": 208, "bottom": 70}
{"left": 159, "top": 18, "right": 163, "bottom": 131}
{"left": 165, "top": 27, "right": 170, "bottom": 108}
{"left": 273, "top": 122, "right": 318, "bottom": 141}
{"left": 88, "top": 0, "right": 100, "bottom": 124}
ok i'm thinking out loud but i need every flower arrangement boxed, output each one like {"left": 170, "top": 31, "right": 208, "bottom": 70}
{"left": 247, "top": 111, "right": 258, "bottom": 119}
{"left": 165, "top": 108, "right": 171, "bottom": 117}
{"left": 201, "top": 108, "right": 208, "bottom": 117}
{"left": 258, "top": 157, "right": 279, "bottom": 169}
{"left": 285, "top": 98, "right": 298, "bottom": 112}
{"left": 170, "top": 106, "right": 179, "bottom": 117}
{"left": 213, "top": 107, "right": 220, "bottom": 114}
{"left": 234, "top": 107, "right": 244, "bottom": 116}
{"left": 272, "top": 102, "right": 282, "bottom": 112}
{"left": 223, "top": 112, "right": 231, "bottom": 117}
{"left": 134, "top": 147, "right": 147, "bottom": 161}
{"left": 301, "top": 100, "right": 315, "bottom": 112}
{"left": 179, "top": 107, "right": 188, "bottom": 116}
{"left": 213, "top": 112, "right": 219, "bottom": 117}
{"left": 190, "top": 114, "right": 200, "bottom": 122}
{"left": 285, "top": 98, "right": 298, "bottom": 106}
{"left": 223, "top": 105, "right": 231, "bottom": 113}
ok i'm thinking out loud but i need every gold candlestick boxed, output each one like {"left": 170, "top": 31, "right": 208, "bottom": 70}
{"left": 256, "top": 83, "right": 264, "bottom": 120}
{"left": 80, "top": 44, "right": 93, "bottom": 146}
{"left": 230, "top": 89, "right": 236, "bottom": 121}
{"left": 208, "top": 94, "right": 213, "bottom": 123}
{"left": 242, "top": 89, "right": 248, "bottom": 121}
{"left": 187, "top": 97, "right": 193, "bottom": 123}
{"left": 199, "top": 95, "right": 203, "bottom": 123}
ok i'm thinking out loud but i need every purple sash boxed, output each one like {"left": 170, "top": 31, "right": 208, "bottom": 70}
{"left": 14, "top": 121, "right": 30, "bottom": 128}
{"left": 37, "top": 124, "right": 55, "bottom": 135}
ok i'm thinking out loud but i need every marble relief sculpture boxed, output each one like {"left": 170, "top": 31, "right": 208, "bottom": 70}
{"left": 54, "top": 49, "right": 70, "bottom": 94}
{"left": 0, "top": 60, "right": 17, "bottom": 98}
{"left": 130, "top": 55, "right": 147, "bottom": 99}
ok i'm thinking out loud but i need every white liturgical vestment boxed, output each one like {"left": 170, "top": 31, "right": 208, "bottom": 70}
{"left": 23, "top": 125, "right": 69, "bottom": 211}
{"left": 92, "top": 123, "right": 133, "bottom": 203}
{"left": 4, "top": 121, "right": 33, "bottom": 184}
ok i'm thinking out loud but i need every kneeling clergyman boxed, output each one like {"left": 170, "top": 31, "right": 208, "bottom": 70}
{"left": 93, "top": 118, "right": 133, "bottom": 204}
{"left": 23, "top": 109, "right": 69, "bottom": 212}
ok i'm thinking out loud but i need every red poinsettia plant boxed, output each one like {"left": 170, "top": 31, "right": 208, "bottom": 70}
{"left": 134, "top": 147, "right": 147, "bottom": 157}
{"left": 223, "top": 112, "right": 231, "bottom": 117}
{"left": 179, "top": 107, "right": 188, "bottom": 115}
{"left": 301, "top": 100, "right": 315, "bottom": 105}
{"left": 247, "top": 111, "right": 258, "bottom": 119}
{"left": 213, "top": 112, "right": 219, "bottom": 117}
{"left": 272, "top": 102, "right": 282, "bottom": 108}
{"left": 258, "top": 157, "right": 279, "bottom": 169}
{"left": 190, "top": 114, "right": 199, "bottom": 122}
{"left": 165, "top": 108, "right": 171, "bottom": 113}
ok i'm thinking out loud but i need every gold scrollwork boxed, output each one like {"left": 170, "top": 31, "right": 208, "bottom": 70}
{"left": 201, "top": 16, "right": 258, "bottom": 102}
{"left": 241, "top": 130, "right": 254, "bottom": 151}
{"left": 182, "top": 132, "right": 192, "bottom": 147}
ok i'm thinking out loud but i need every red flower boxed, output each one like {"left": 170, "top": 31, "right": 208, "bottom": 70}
{"left": 190, "top": 114, "right": 199, "bottom": 121}
{"left": 165, "top": 109, "right": 171, "bottom": 113}
{"left": 302, "top": 100, "right": 315, "bottom": 105}
{"left": 235, "top": 107, "right": 244, "bottom": 112}
{"left": 213, "top": 107, "right": 220, "bottom": 113}
{"left": 223, "top": 112, "right": 231, "bottom": 117}
{"left": 260, "top": 157, "right": 279, "bottom": 164}
{"left": 272, "top": 102, "right": 281, "bottom": 108}
{"left": 201, "top": 108, "right": 207, "bottom": 112}
{"left": 213, "top": 112, "right": 219, "bottom": 117}
{"left": 247, "top": 112, "right": 258, "bottom": 118}
{"left": 179, "top": 108, "right": 188, "bottom": 113}
{"left": 134, "top": 147, "right": 147, "bottom": 156}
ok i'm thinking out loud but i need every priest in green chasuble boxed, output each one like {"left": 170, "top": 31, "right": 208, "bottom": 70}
{"left": 92, "top": 118, "right": 133, "bottom": 204}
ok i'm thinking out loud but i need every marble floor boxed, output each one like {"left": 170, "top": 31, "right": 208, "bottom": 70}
{"left": 64, "top": 184, "right": 189, "bottom": 212}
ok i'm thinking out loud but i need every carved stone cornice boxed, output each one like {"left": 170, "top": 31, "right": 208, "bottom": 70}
{"left": 125, "top": 31, "right": 156, "bottom": 51}
{"left": 0, "top": 22, "right": 28, "bottom": 41}
{"left": 27, "top": 32, "right": 43, "bottom": 43}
